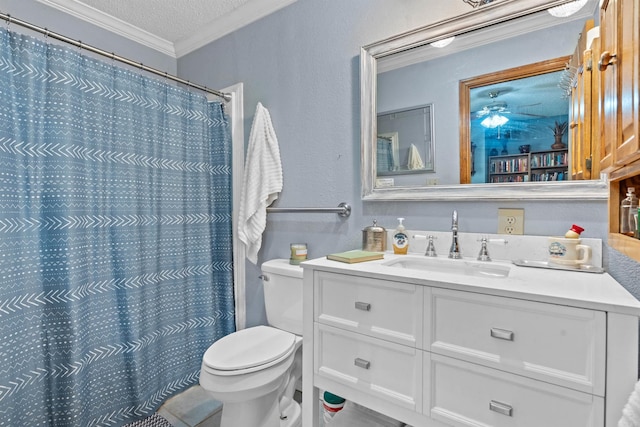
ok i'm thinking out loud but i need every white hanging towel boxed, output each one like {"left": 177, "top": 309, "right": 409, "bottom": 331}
{"left": 619, "top": 380, "right": 640, "bottom": 426}
{"left": 407, "top": 143, "right": 424, "bottom": 170}
{"left": 238, "top": 102, "right": 283, "bottom": 264}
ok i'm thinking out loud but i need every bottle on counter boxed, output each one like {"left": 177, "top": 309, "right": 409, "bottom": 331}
{"left": 392, "top": 218, "right": 409, "bottom": 255}
{"left": 620, "top": 188, "right": 639, "bottom": 236}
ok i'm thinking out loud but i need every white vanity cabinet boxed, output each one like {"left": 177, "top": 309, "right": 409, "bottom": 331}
{"left": 301, "top": 256, "right": 640, "bottom": 427}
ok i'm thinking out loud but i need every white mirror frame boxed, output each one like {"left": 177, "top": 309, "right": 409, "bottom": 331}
{"left": 361, "top": 0, "right": 608, "bottom": 201}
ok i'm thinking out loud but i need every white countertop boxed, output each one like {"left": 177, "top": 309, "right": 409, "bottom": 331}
{"left": 301, "top": 253, "right": 640, "bottom": 316}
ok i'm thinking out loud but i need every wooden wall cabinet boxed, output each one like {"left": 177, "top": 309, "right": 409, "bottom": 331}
{"left": 600, "top": 0, "right": 640, "bottom": 262}
{"left": 570, "top": 20, "right": 597, "bottom": 180}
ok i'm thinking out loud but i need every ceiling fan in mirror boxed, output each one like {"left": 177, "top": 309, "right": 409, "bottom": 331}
{"left": 473, "top": 91, "right": 546, "bottom": 128}
{"left": 474, "top": 91, "right": 511, "bottom": 128}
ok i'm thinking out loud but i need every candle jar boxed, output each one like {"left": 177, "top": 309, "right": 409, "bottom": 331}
{"left": 290, "top": 243, "right": 308, "bottom": 265}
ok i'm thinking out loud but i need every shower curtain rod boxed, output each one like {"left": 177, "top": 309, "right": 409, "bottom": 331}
{"left": 0, "top": 11, "right": 232, "bottom": 102}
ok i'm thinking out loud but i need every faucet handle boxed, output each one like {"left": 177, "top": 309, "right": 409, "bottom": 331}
{"left": 476, "top": 237, "right": 508, "bottom": 245}
{"left": 477, "top": 237, "right": 491, "bottom": 261}
{"left": 426, "top": 235, "right": 437, "bottom": 257}
{"left": 412, "top": 234, "right": 438, "bottom": 257}
{"left": 476, "top": 236, "right": 508, "bottom": 261}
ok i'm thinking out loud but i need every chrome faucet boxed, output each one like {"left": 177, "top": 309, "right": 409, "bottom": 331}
{"left": 449, "top": 210, "right": 462, "bottom": 259}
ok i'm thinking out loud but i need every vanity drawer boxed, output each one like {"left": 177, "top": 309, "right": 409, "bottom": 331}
{"left": 314, "top": 271, "right": 423, "bottom": 347}
{"left": 428, "top": 354, "right": 604, "bottom": 427}
{"left": 314, "top": 323, "right": 422, "bottom": 411}
{"left": 429, "top": 288, "right": 606, "bottom": 395}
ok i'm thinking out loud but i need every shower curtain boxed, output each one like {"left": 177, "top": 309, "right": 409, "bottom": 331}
{"left": 0, "top": 27, "right": 235, "bottom": 426}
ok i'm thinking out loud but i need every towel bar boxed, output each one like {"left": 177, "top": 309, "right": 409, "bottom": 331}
{"left": 266, "top": 202, "right": 351, "bottom": 218}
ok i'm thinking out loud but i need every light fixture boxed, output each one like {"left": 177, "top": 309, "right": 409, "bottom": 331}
{"left": 548, "top": 0, "right": 588, "bottom": 17}
{"left": 481, "top": 114, "right": 509, "bottom": 128}
{"left": 462, "top": 0, "right": 494, "bottom": 7}
{"left": 430, "top": 37, "right": 455, "bottom": 48}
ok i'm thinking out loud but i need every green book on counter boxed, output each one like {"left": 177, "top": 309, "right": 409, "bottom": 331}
{"left": 326, "top": 250, "right": 384, "bottom": 264}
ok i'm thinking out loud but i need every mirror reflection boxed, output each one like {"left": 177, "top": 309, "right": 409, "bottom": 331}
{"left": 363, "top": 0, "right": 607, "bottom": 200}
{"left": 462, "top": 59, "right": 571, "bottom": 184}
{"left": 377, "top": 104, "right": 435, "bottom": 177}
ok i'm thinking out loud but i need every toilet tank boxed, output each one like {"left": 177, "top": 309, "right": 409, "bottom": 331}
{"left": 261, "top": 259, "right": 303, "bottom": 336}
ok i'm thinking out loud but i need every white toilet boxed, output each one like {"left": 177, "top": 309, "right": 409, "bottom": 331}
{"left": 199, "top": 259, "right": 303, "bottom": 427}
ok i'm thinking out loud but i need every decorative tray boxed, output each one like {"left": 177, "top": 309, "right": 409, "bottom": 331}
{"left": 512, "top": 259, "right": 605, "bottom": 274}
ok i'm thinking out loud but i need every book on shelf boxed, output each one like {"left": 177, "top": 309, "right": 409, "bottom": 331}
{"left": 326, "top": 250, "right": 384, "bottom": 264}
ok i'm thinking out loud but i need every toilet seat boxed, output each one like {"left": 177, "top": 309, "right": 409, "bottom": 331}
{"left": 202, "top": 326, "right": 296, "bottom": 376}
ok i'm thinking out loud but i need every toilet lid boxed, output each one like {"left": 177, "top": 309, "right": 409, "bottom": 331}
{"left": 203, "top": 325, "right": 296, "bottom": 371}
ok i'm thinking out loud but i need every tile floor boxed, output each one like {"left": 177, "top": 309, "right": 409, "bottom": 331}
{"left": 157, "top": 386, "right": 303, "bottom": 427}
{"left": 157, "top": 385, "right": 223, "bottom": 427}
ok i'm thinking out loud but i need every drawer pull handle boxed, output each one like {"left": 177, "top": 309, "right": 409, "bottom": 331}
{"left": 354, "top": 358, "right": 370, "bottom": 369}
{"left": 355, "top": 301, "right": 371, "bottom": 311}
{"left": 490, "top": 328, "right": 514, "bottom": 341}
{"left": 489, "top": 400, "right": 513, "bottom": 417}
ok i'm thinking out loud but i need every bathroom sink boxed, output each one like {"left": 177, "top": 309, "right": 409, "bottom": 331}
{"left": 382, "top": 256, "right": 511, "bottom": 278}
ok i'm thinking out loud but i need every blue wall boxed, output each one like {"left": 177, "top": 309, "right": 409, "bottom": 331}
{"left": 5, "top": 0, "right": 639, "bottom": 328}
{"left": 177, "top": 0, "right": 640, "bottom": 327}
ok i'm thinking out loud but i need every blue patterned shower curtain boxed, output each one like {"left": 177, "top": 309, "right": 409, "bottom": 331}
{"left": 0, "top": 28, "right": 235, "bottom": 426}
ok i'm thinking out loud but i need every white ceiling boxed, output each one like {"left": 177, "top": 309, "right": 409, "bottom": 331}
{"left": 35, "top": 0, "right": 297, "bottom": 58}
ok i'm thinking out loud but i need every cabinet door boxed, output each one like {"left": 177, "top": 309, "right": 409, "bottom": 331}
{"left": 429, "top": 288, "right": 606, "bottom": 395}
{"left": 314, "top": 324, "right": 422, "bottom": 411}
{"left": 589, "top": 37, "right": 603, "bottom": 177}
{"left": 599, "top": 0, "right": 618, "bottom": 171}
{"left": 614, "top": 0, "right": 640, "bottom": 166}
{"left": 428, "top": 354, "right": 605, "bottom": 427}
{"left": 571, "top": 20, "right": 595, "bottom": 180}
{"left": 571, "top": 60, "right": 586, "bottom": 179}
{"left": 314, "top": 271, "right": 423, "bottom": 347}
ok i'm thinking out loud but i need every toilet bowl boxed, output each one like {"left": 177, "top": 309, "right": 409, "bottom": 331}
{"left": 199, "top": 259, "right": 303, "bottom": 427}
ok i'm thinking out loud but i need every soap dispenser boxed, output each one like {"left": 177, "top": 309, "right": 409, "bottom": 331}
{"left": 392, "top": 218, "right": 409, "bottom": 255}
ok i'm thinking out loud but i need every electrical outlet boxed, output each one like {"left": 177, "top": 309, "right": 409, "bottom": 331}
{"left": 498, "top": 208, "right": 524, "bottom": 235}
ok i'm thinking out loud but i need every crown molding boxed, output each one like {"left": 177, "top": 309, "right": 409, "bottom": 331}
{"left": 35, "top": 0, "right": 298, "bottom": 59}
{"left": 35, "top": 0, "right": 176, "bottom": 57}
{"left": 174, "top": 0, "right": 297, "bottom": 57}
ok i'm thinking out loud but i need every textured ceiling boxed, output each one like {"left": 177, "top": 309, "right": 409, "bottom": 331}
{"left": 74, "top": 0, "right": 250, "bottom": 43}
{"left": 36, "top": 0, "right": 296, "bottom": 57}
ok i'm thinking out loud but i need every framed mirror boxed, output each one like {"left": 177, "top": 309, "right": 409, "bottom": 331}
{"left": 361, "top": 0, "right": 608, "bottom": 201}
